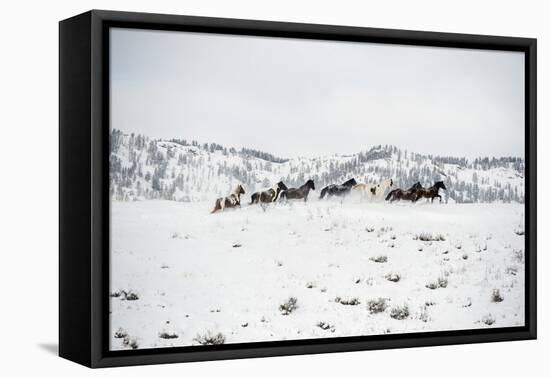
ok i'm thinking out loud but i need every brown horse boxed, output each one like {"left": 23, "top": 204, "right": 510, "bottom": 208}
{"left": 250, "top": 181, "right": 288, "bottom": 204}
{"left": 385, "top": 182, "right": 423, "bottom": 202}
{"left": 211, "top": 184, "right": 245, "bottom": 213}
{"left": 414, "top": 181, "right": 447, "bottom": 203}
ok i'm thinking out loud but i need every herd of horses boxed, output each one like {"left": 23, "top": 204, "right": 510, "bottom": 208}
{"left": 211, "top": 177, "right": 447, "bottom": 213}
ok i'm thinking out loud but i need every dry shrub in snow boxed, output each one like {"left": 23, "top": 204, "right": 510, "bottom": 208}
{"left": 114, "top": 328, "right": 127, "bottom": 339}
{"left": 426, "top": 277, "right": 448, "bottom": 290}
{"left": 279, "top": 297, "right": 298, "bottom": 315}
{"left": 123, "top": 290, "right": 139, "bottom": 301}
{"left": 475, "top": 243, "right": 488, "bottom": 253}
{"left": 370, "top": 255, "right": 388, "bottom": 263}
{"left": 194, "top": 331, "right": 226, "bottom": 345}
{"left": 390, "top": 304, "right": 410, "bottom": 320}
{"left": 335, "top": 297, "right": 360, "bottom": 306}
{"left": 171, "top": 232, "right": 190, "bottom": 240}
{"left": 491, "top": 289, "right": 504, "bottom": 303}
{"left": 111, "top": 289, "right": 139, "bottom": 301}
{"left": 514, "top": 227, "right": 525, "bottom": 236}
{"left": 385, "top": 272, "right": 401, "bottom": 282}
{"left": 159, "top": 331, "right": 179, "bottom": 339}
{"left": 317, "top": 321, "right": 330, "bottom": 330}
{"left": 482, "top": 314, "right": 496, "bottom": 326}
{"left": 506, "top": 265, "right": 519, "bottom": 276}
{"left": 367, "top": 298, "right": 388, "bottom": 314}
{"left": 122, "top": 335, "right": 139, "bottom": 349}
{"left": 317, "top": 321, "right": 335, "bottom": 332}
{"left": 416, "top": 305, "right": 431, "bottom": 323}
{"left": 425, "top": 282, "right": 438, "bottom": 290}
{"left": 512, "top": 249, "right": 524, "bottom": 263}
{"left": 414, "top": 233, "right": 445, "bottom": 242}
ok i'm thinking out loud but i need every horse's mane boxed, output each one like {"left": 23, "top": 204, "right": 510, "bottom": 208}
{"left": 343, "top": 178, "right": 356, "bottom": 187}
{"left": 278, "top": 181, "right": 289, "bottom": 190}
{"left": 299, "top": 179, "right": 314, "bottom": 189}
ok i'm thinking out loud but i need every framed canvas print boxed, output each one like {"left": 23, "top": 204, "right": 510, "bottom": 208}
{"left": 59, "top": 10, "right": 537, "bottom": 368}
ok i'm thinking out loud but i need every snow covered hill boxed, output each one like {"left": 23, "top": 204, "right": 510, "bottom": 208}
{"left": 110, "top": 200, "right": 525, "bottom": 350}
{"left": 110, "top": 129, "right": 524, "bottom": 203}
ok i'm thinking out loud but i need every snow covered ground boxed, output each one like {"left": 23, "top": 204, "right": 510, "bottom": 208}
{"left": 110, "top": 198, "right": 525, "bottom": 350}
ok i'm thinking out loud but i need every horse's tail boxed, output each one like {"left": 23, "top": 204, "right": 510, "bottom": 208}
{"left": 211, "top": 199, "right": 220, "bottom": 213}
{"left": 249, "top": 193, "right": 257, "bottom": 205}
{"left": 385, "top": 189, "right": 397, "bottom": 201}
{"left": 279, "top": 190, "right": 287, "bottom": 201}
{"left": 319, "top": 186, "right": 328, "bottom": 199}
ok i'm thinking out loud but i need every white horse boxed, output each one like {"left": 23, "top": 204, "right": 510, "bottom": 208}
{"left": 352, "top": 178, "right": 394, "bottom": 201}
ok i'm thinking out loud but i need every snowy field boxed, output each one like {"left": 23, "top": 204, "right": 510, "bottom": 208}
{"left": 110, "top": 199, "right": 525, "bottom": 350}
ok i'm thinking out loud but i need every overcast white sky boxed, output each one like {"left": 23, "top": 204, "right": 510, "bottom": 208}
{"left": 110, "top": 28, "right": 525, "bottom": 159}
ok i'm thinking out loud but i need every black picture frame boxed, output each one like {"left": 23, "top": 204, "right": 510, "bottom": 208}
{"left": 59, "top": 9, "right": 537, "bottom": 368}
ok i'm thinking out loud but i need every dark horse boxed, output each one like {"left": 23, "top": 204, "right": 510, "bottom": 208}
{"left": 385, "top": 182, "right": 423, "bottom": 202}
{"left": 279, "top": 179, "right": 315, "bottom": 202}
{"left": 250, "top": 181, "right": 288, "bottom": 204}
{"left": 319, "top": 178, "right": 357, "bottom": 199}
{"left": 414, "top": 181, "right": 447, "bottom": 203}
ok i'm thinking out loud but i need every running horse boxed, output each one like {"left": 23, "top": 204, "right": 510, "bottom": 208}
{"left": 278, "top": 179, "right": 315, "bottom": 202}
{"left": 211, "top": 184, "right": 246, "bottom": 213}
{"left": 319, "top": 178, "right": 357, "bottom": 199}
{"left": 352, "top": 178, "right": 394, "bottom": 201}
{"left": 250, "top": 181, "right": 288, "bottom": 204}
{"left": 414, "top": 181, "right": 447, "bottom": 203}
{"left": 385, "top": 182, "right": 423, "bottom": 202}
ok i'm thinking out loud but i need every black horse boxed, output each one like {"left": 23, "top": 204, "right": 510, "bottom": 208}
{"left": 385, "top": 182, "right": 423, "bottom": 202}
{"left": 319, "top": 178, "right": 357, "bottom": 199}
{"left": 250, "top": 181, "right": 288, "bottom": 204}
{"left": 279, "top": 179, "right": 315, "bottom": 202}
{"left": 414, "top": 181, "right": 447, "bottom": 203}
